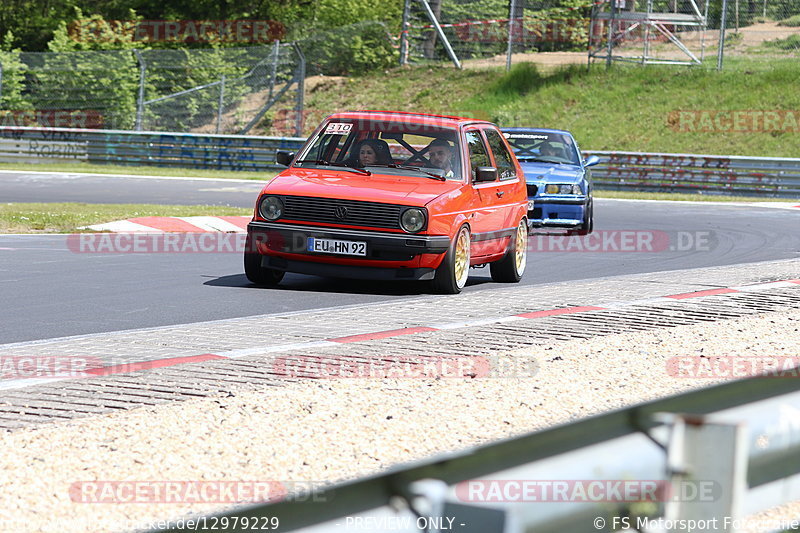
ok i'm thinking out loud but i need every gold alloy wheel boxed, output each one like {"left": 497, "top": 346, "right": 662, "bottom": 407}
{"left": 515, "top": 220, "right": 527, "bottom": 275}
{"left": 454, "top": 228, "right": 470, "bottom": 288}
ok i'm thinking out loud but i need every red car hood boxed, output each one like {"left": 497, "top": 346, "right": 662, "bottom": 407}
{"left": 262, "top": 169, "right": 461, "bottom": 206}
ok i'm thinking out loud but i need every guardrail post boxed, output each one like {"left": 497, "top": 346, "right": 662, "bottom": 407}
{"left": 133, "top": 49, "right": 146, "bottom": 131}
{"left": 664, "top": 415, "right": 747, "bottom": 531}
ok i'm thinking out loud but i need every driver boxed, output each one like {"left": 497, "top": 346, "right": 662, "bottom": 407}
{"left": 357, "top": 139, "right": 392, "bottom": 166}
{"left": 539, "top": 142, "right": 561, "bottom": 158}
{"left": 426, "top": 139, "right": 455, "bottom": 178}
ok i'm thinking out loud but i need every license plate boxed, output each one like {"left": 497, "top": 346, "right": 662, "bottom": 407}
{"left": 307, "top": 237, "right": 367, "bottom": 256}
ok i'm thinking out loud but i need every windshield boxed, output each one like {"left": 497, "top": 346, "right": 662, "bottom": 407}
{"left": 295, "top": 119, "right": 463, "bottom": 180}
{"left": 502, "top": 131, "right": 580, "bottom": 165}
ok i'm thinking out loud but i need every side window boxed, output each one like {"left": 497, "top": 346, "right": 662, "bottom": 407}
{"left": 465, "top": 130, "right": 492, "bottom": 181}
{"left": 485, "top": 129, "right": 516, "bottom": 180}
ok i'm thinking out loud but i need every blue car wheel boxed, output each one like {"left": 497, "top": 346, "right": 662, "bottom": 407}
{"left": 571, "top": 199, "right": 593, "bottom": 236}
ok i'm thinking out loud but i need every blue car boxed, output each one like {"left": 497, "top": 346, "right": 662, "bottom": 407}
{"left": 501, "top": 128, "right": 599, "bottom": 235}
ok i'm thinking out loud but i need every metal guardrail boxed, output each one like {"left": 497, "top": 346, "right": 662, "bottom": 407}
{"left": 1, "top": 126, "right": 799, "bottom": 198}
{"left": 0, "top": 126, "right": 306, "bottom": 172}
{"left": 164, "top": 374, "right": 800, "bottom": 533}
{"left": 586, "top": 150, "right": 800, "bottom": 198}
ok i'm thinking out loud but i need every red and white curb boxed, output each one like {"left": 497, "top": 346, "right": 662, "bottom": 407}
{"left": 84, "top": 216, "right": 249, "bottom": 233}
{"left": 1, "top": 279, "right": 798, "bottom": 391}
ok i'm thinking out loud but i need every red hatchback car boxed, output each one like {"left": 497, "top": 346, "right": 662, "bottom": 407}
{"left": 245, "top": 111, "right": 528, "bottom": 294}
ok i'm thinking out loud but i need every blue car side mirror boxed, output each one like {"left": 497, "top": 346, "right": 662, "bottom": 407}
{"left": 584, "top": 155, "right": 600, "bottom": 167}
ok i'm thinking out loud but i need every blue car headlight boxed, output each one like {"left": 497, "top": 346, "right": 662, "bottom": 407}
{"left": 545, "top": 184, "right": 582, "bottom": 195}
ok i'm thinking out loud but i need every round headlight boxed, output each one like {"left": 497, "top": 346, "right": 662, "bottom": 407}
{"left": 259, "top": 196, "right": 283, "bottom": 221}
{"left": 400, "top": 208, "right": 426, "bottom": 233}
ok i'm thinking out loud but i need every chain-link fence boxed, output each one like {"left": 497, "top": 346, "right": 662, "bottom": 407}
{"left": 401, "top": 0, "right": 800, "bottom": 68}
{"left": 714, "top": 0, "right": 800, "bottom": 65}
{"left": 0, "top": 21, "right": 397, "bottom": 135}
{"left": 0, "top": 44, "right": 304, "bottom": 134}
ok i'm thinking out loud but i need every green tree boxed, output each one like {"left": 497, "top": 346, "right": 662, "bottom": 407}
{"left": 0, "top": 32, "right": 33, "bottom": 112}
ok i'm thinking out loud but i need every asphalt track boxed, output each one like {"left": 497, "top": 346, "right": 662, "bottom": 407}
{"left": 1, "top": 172, "right": 798, "bottom": 343}
{"left": 0, "top": 170, "right": 266, "bottom": 207}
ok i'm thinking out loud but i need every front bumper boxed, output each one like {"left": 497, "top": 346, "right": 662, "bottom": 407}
{"left": 527, "top": 196, "right": 588, "bottom": 228}
{"left": 247, "top": 221, "right": 451, "bottom": 280}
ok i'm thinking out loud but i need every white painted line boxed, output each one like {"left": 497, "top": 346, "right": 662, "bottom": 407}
{"left": 177, "top": 216, "right": 247, "bottom": 233}
{"left": 597, "top": 198, "right": 800, "bottom": 208}
{"left": 0, "top": 169, "right": 269, "bottom": 184}
{"left": 0, "top": 377, "right": 69, "bottom": 391}
{"left": 82, "top": 220, "right": 166, "bottom": 233}
{"left": 730, "top": 281, "right": 800, "bottom": 292}
{"left": 595, "top": 297, "right": 673, "bottom": 308}
{"left": 429, "top": 316, "right": 526, "bottom": 330}
{"left": 219, "top": 341, "right": 340, "bottom": 359}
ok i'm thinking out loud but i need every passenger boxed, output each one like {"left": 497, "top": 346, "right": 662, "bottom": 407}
{"left": 356, "top": 139, "right": 393, "bottom": 166}
{"left": 426, "top": 138, "right": 455, "bottom": 178}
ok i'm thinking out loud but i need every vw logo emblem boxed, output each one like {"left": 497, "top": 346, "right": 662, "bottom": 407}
{"left": 334, "top": 206, "right": 348, "bottom": 220}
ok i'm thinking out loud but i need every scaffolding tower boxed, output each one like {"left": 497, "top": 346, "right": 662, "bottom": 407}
{"left": 589, "top": 0, "right": 710, "bottom": 66}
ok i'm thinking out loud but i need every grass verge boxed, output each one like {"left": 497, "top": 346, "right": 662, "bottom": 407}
{"left": 303, "top": 60, "right": 800, "bottom": 157}
{"left": 0, "top": 203, "right": 251, "bottom": 234}
{"left": 0, "top": 162, "right": 277, "bottom": 181}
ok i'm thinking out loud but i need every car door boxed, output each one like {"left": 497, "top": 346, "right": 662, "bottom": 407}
{"left": 464, "top": 127, "right": 503, "bottom": 258}
{"left": 484, "top": 127, "right": 524, "bottom": 231}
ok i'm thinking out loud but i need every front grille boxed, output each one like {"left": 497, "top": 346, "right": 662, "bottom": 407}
{"left": 526, "top": 184, "right": 538, "bottom": 197}
{"left": 280, "top": 196, "right": 404, "bottom": 230}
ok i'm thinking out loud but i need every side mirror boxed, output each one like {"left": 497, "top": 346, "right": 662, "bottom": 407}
{"left": 584, "top": 155, "right": 600, "bottom": 167}
{"left": 474, "top": 166, "right": 498, "bottom": 182}
{"left": 276, "top": 150, "right": 295, "bottom": 167}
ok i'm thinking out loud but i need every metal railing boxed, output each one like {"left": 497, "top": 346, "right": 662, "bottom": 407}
{"left": 0, "top": 126, "right": 306, "bottom": 171}
{"left": 161, "top": 373, "right": 800, "bottom": 532}
{"left": 1, "top": 126, "right": 798, "bottom": 198}
{"left": 585, "top": 150, "right": 800, "bottom": 197}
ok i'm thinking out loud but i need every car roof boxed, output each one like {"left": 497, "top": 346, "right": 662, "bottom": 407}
{"left": 328, "top": 110, "right": 494, "bottom": 127}
{"left": 501, "top": 127, "right": 573, "bottom": 136}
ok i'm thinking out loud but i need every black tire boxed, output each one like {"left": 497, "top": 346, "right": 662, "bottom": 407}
{"left": 243, "top": 233, "right": 284, "bottom": 286}
{"left": 572, "top": 199, "right": 594, "bottom": 236}
{"left": 432, "top": 224, "right": 471, "bottom": 294}
{"left": 490, "top": 218, "right": 527, "bottom": 283}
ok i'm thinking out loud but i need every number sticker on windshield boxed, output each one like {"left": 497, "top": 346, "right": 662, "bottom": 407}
{"left": 325, "top": 122, "right": 352, "bottom": 135}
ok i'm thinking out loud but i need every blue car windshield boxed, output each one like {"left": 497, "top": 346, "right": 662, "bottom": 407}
{"left": 503, "top": 131, "right": 580, "bottom": 165}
